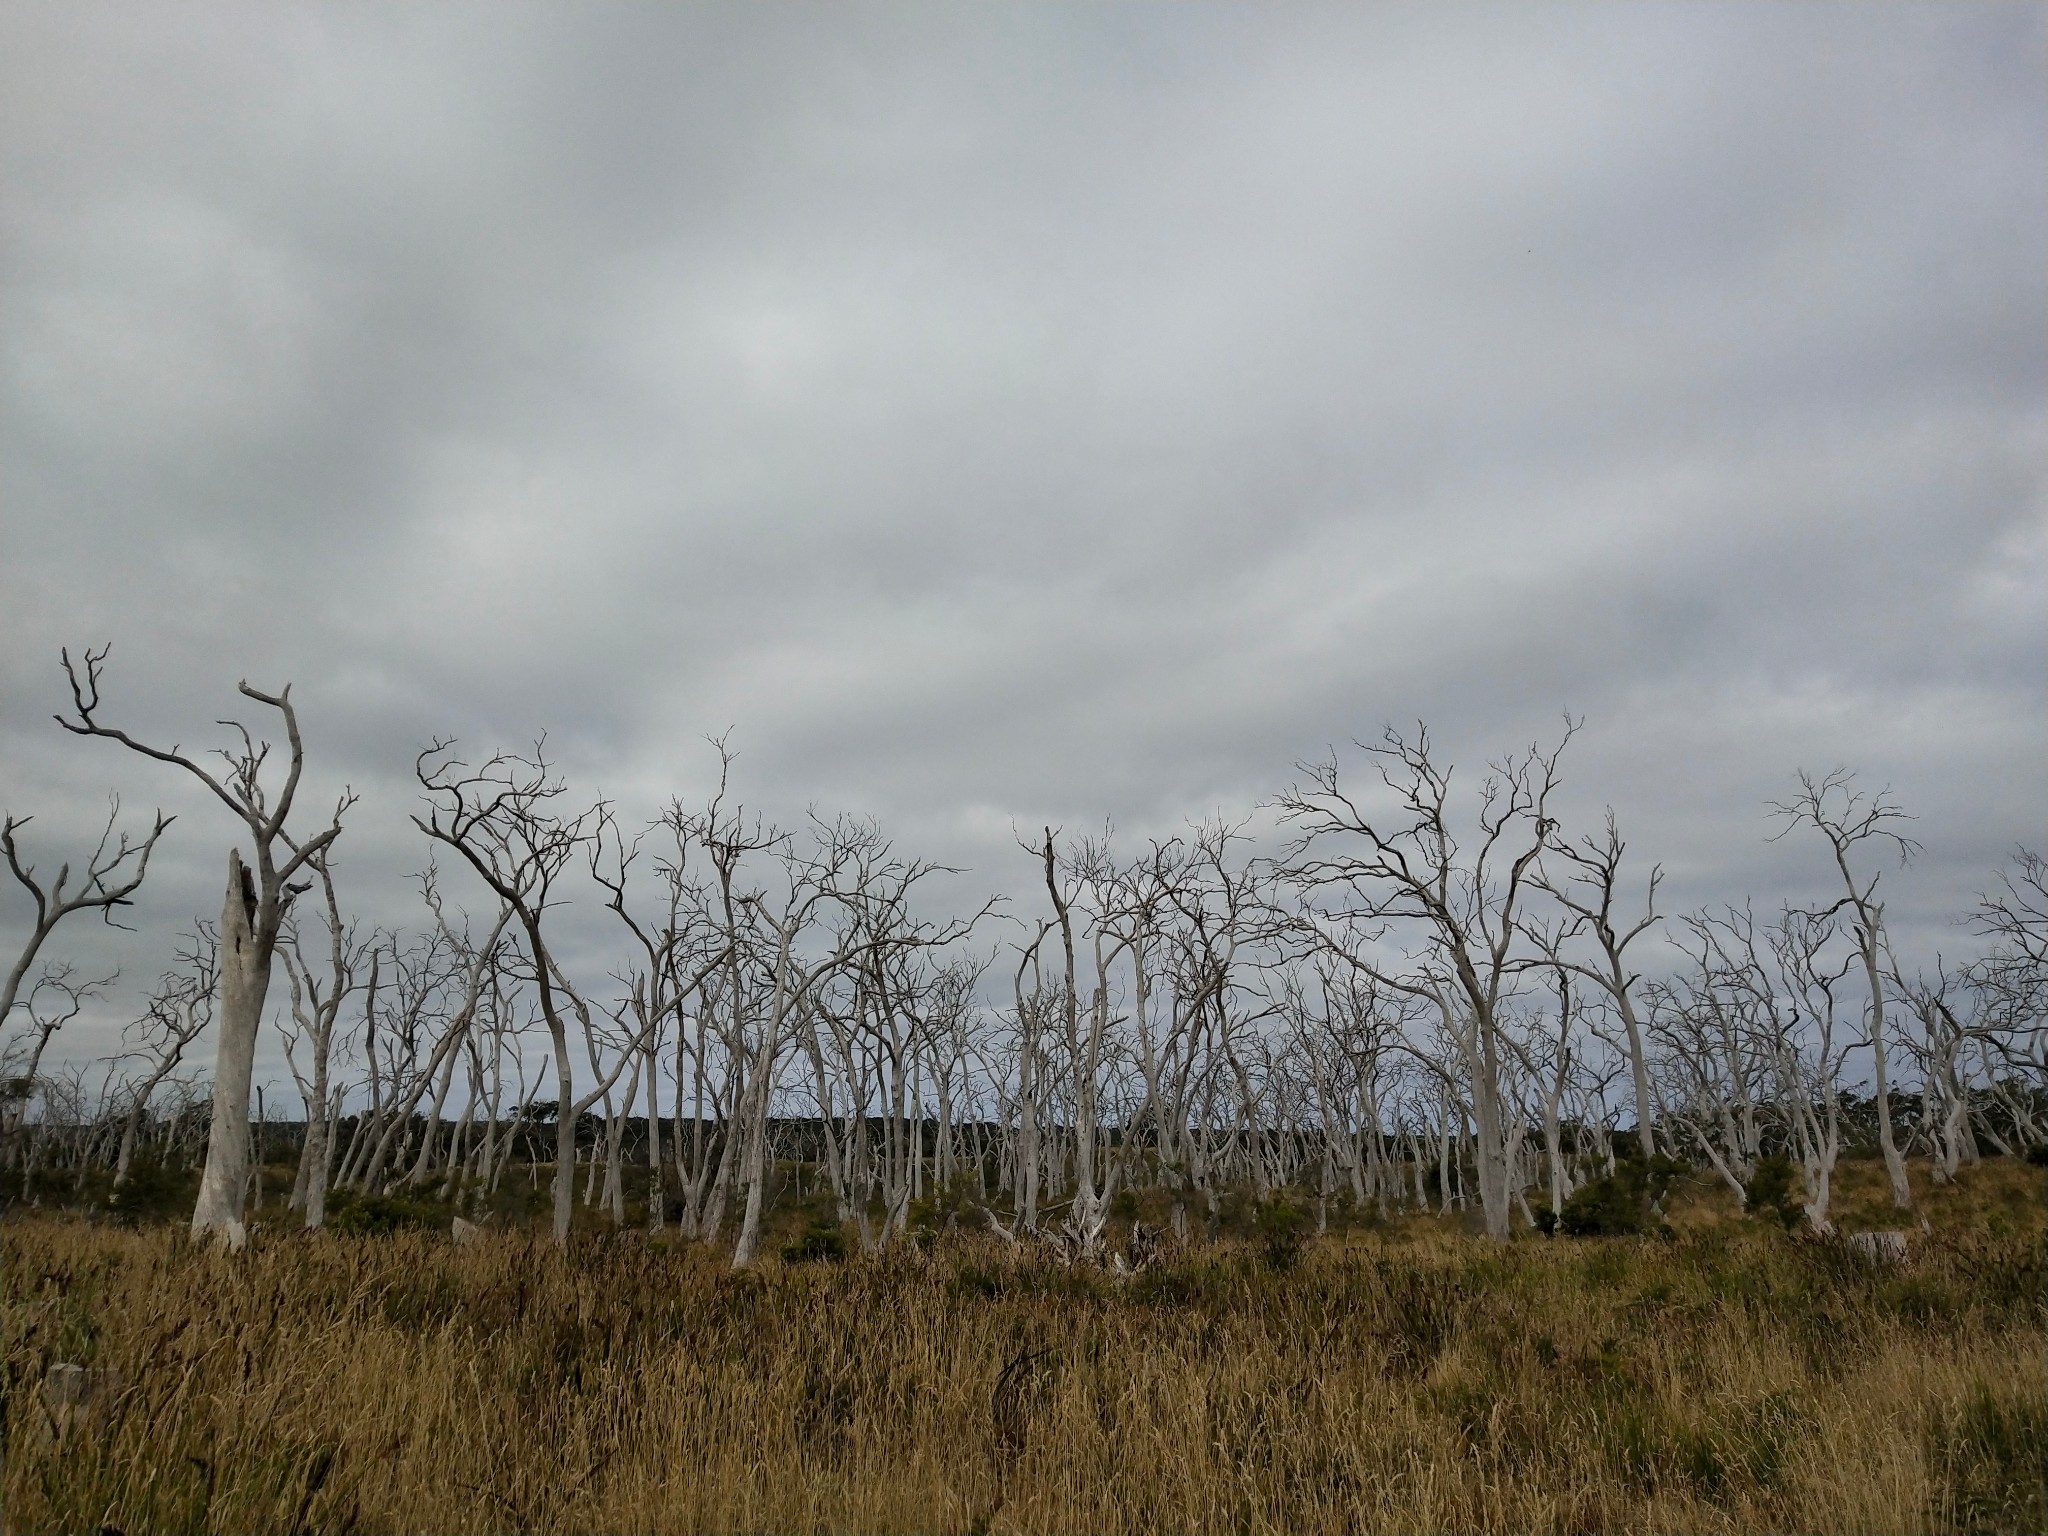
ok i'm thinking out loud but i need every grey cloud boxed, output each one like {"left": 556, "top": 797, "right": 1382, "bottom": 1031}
{"left": 1, "top": 3, "right": 2041, "bottom": 1081}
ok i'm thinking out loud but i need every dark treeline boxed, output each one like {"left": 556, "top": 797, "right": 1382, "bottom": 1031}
{"left": 8, "top": 1086, "right": 2045, "bottom": 1246}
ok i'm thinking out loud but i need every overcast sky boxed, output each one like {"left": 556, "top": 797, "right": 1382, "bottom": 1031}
{"left": 3, "top": 4, "right": 2043, "bottom": 1089}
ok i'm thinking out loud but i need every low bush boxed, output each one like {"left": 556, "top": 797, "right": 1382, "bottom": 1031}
{"left": 105, "top": 1157, "right": 191, "bottom": 1225}
{"left": 1255, "top": 1197, "right": 1307, "bottom": 1271}
{"left": 779, "top": 1218, "right": 848, "bottom": 1264}
{"left": 1745, "top": 1155, "right": 1806, "bottom": 1231}
{"left": 324, "top": 1189, "right": 446, "bottom": 1236}
{"left": 905, "top": 1172, "right": 981, "bottom": 1244}
{"left": 1561, "top": 1155, "right": 1688, "bottom": 1238}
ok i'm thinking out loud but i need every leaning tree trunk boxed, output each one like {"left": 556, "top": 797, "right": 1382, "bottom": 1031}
{"left": 191, "top": 851, "right": 269, "bottom": 1250}
{"left": 1614, "top": 985, "right": 1659, "bottom": 1161}
{"left": 1856, "top": 929, "right": 1913, "bottom": 1209}
{"left": 730, "top": 1014, "right": 784, "bottom": 1269}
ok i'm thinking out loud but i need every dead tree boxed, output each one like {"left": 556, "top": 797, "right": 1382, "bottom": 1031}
{"left": 1499, "top": 970, "right": 1586, "bottom": 1229}
{"left": 278, "top": 850, "right": 378, "bottom": 1227}
{"left": 3, "top": 802, "right": 170, "bottom": 1160}
{"left": 728, "top": 816, "right": 980, "bottom": 1269}
{"left": 1529, "top": 808, "right": 1663, "bottom": 1158}
{"left": 1035, "top": 826, "right": 1119, "bottom": 1254}
{"left": 1971, "top": 847, "right": 2047, "bottom": 1014}
{"left": 1770, "top": 769, "right": 1919, "bottom": 1208}
{"left": 394, "top": 881, "right": 515, "bottom": 1192}
{"left": 1143, "top": 823, "right": 1269, "bottom": 1237}
{"left": 1769, "top": 906, "right": 1855, "bottom": 1229}
{"left": 2, "top": 965, "right": 116, "bottom": 1164}
{"left": 112, "top": 930, "right": 219, "bottom": 1190}
{"left": 56, "top": 646, "right": 349, "bottom": 1248}
{"left": 1279, "top": 721, "right": 1574, "bottom": 1241}
{"left": 415, "top": 741, "right": 621, "bottom": 1246}
{"left": 1008, "top": 921, "right": 1056, "bottom": 1232}
{"left": 661, "top": 759, "right": 784, "bottom": 1242}
{"left": 1967, "top": 847, "right": 2047, "bottom": 1144}
{"left": 589, "top": 801, "right": 735, "bottom": 1233}
{"left": 1890, "top": 960, "right": 1984, "bottom": 1183}
{"left": 3, "top": 798, "right": 171, "bottom": 1038}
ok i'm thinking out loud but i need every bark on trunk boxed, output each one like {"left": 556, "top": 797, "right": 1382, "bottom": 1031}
{"left": 191, "top": 851, "right": 268, "bottom": 1249}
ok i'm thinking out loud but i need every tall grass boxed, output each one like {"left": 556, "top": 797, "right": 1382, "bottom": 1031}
{"left": 2, "top": 1163, "right": 2042, "bottom": 1534}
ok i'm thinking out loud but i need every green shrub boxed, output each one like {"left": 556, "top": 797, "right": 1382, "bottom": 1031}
{"left": 106, "top": 1156, "right": 190, "bottom": 1225}
{"left": 1254, "top": 1198, "right": 1306, "bottom": 1272}
{"left": 1744, "top": 1155, "right": 1805, "bottom": 1231}
{"left": 905, "top": 1173, "right": 980, "bottom": 1244}
{"left": 326, "top": 1189, "right": 444, "bottom": 1236}
{"left": 780, "top": 1217, "right": 848, "bottom": 1264}
{"left": 1560, "top": 1156, "right": 1686, "bottom": 1238}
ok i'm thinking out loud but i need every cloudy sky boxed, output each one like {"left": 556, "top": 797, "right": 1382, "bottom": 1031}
{"left": 3, "top": 4, "right": 2043, "bottom": 1085}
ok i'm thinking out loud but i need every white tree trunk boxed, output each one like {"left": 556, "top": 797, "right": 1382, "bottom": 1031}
{"left": 191, "top": 851, "right": 267, "bottom": 1249}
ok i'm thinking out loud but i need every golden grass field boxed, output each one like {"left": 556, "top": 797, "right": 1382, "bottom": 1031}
{"left": 2, "top": 1158, "right": 2042, "bottom": 1535}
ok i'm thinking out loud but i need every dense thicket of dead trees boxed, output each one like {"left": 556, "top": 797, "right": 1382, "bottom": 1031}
{"left": 3, "top": 659, "right": 2044, "bottom": 1255}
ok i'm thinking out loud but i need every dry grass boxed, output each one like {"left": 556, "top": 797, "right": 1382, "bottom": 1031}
{"left": 2, "top": 1160, "right": 2042, "bottom": 1535}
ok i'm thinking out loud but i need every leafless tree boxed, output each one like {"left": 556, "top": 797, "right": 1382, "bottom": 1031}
{"left": 2, "top": 801, "right": 169, "bottom": 1164}
{"left": 56, "top": 645, "right": 351, "bottom": 1247}
{"left": 394, "top": 879, "right": 515, "bottom": 1192}
{"left": 111, "top": 929, "right": 219, "bottom": 1190}
{"left": 1888, "top": 957, "right": 1983, "bottom": 1184}
{"left": 1647, "top": 913, "right": 1770, "bottom": 1202}
{"left": 589, "top": 798, "right": 736, "bottom": 1233}
{"left": 1769, "top": 768, "right": 1919, "bottom": 1208}
{"left": 414, "top": 741, "right": 626, "bottom": 1245}
{"left": 1529, "top": 808, "right": 1662, "bottom": 1158}
{"left": 1968, "top": 846, "right": 2047, "bottom": 1109}
{"left": 278, "top": 851, "right": 377, "bottom": 1227}
{"left": 1768, "top": 906, "right": 1856, "bottom": 1229}
{"left": 2, "top": 798, "right": 172, "bottom": 1039}
{"left": 727, "top": 815, "right": 981, "bottom": 1268}
{"left": 1279, "top": 722, "right": 1574, "bottom": 1240}
{"left": 2, "top": 964, "right": 117, "bottom": 1163}
{"left": 1972, "top": 847, "right": 2048, "bottom": 996}
{"left": 1500, "top": 969, "right": 1589, "bottom": 1229}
